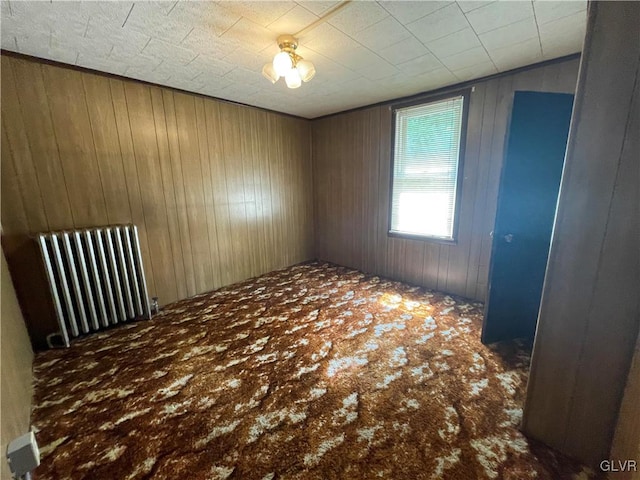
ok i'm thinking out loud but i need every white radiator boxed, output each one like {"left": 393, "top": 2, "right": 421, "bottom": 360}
{"left": 36, "top": 224, "right": 152, "bottom": 347}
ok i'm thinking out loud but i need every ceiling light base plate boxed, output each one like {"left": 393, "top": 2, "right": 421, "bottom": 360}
{"left": 277, "top": 34, "right": 298, "bottom": 52}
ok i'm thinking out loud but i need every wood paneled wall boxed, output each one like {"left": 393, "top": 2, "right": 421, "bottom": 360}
{"left": 610, "top": 331, "right": 640, "bottom": 480}
{"left": 523, "top": 2, "right": 640, "bottom": 467}
{"left": 312, "top": 58, "right": 579, "bottom": 301}
{"left": 1, "top": 54, "right": 314, "bottom": 349}
{"left": 1, "top": 249, "right": 34, "bottom": 480}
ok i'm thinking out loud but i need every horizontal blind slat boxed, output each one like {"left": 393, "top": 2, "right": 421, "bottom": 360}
{"left": 391, "top": 95, "right": 464, "bottom": 239}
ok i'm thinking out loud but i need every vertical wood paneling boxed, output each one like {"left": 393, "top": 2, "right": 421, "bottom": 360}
{"left": 610, "top": 332, "right": 640, "bottom": 480}
{"left": 363, "top": 110, "right": 380, "bottom": 273}
{"left": 0, "top": 54, "right": 314, "bottom": 349}
{"left": 239, "top": 107, "right": 261, "bottom": 277}
{"left": 82, "top": 75, "right": 133, "bottom": 225}
{"left": 1, "top": 127, "right": 30, "bottom": 244}
{"left": 0, "top": 62, "right": 49, "bottom": 234}
{"left": 465, "top": 81, "right": 498, "bottom": 299}
{"left": 218, "top": 102, "right": 251, "bottom": 283}
{"left": 376, "top": 106, "right": 393, "bottom": 279}
{"left": 194, "top": 97, "right": 222, "bottom": 290}
{"left": 0, "top": 121, "right": 59, "bottom": 344}
{"left": 312, "top": 58, "right": 579, "bottom": 301}
{"left": 161, "top": 90, "right": 197, "bottom": 297}
{"left": 436, "top": 245, "right": 450, "bottom": 292}
{"left": 203, "top": 101, "right": 233, "bottom": 286}
{"left": 4, "top": 57, "right": 73, "bottom": 230}
{"left": 284, "top": 115, "right": 303, "bottom": 266}
{"left": 523, "top": 2, "right": 639, "bottom": 466}
{"left": 149, "top": 87, "right": 188, "bottom": 301}
{"left": 446, "top": 83, "right": 485, "bottom": 296}
{"left": 173, "top": 92, "right": 215, "bottom": 294}
{"left": 255, "top": 111, "right": 275, "bottom": 272}
{"left": 266, "top": 113, "right": 287, "bottom": 268}
{"left": 110, "top": 78, "right": 158, "bottom": 298}
{"left": 1, "top": 251, "right": 34, "bottom": 480}
{"left": 422, "top": 242, "right": 440, "bottom": 289}
{"left": 350, "top": 112, "right": 364, "bottom": 269}
{"left": 123, "top": 82, "right": 177, "bottom": 304}
{"left": 43, "top": 67, "right": 109, "bottom": 228}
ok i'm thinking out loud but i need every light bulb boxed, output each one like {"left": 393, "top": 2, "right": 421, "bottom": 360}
{"left": 262, "top": 63, "right": 279, "bottom": 84}
{"left": 296, "top": 59, "right": 316, "bottom": 82}
{"left": 273, "top": 51, "right": 293, "bottom": 77}
{"left": 284, "top": 68, "right": 301, "bottom": 89}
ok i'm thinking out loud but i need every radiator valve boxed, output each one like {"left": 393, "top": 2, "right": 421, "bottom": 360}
{"left": 151, "top": 297, "right": 160, "bottom": 315}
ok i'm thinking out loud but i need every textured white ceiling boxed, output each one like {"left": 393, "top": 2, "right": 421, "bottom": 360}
{"left": 0, "top": 0, "right": 587, "bottom": 118}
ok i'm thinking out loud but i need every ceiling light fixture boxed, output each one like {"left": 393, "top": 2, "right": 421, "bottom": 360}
{"left": 262, "top": 34, "right": 315, "bottom": 89}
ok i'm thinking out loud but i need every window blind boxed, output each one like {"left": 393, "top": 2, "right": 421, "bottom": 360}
{"left": 390, "top": 95, "right": 465, "bottom": 240}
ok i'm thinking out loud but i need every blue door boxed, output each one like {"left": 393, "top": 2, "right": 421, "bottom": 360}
{"left": 482, "top": 91, "right": 574, "bottom": 344}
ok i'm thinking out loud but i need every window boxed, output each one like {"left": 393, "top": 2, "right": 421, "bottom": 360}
{"left": 389, "top": 92, "right": 468, "bottom": 242}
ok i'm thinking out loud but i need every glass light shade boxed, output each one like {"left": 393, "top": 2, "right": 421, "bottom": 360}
{"left": 262, "top": 63, "right": 279, "bottom": 84}
{"left": 273, "top": 51, "right": 293, "bottom": 77}
{"left": 296, "top": 60, "right": 316, "bottom": 82}
{"left": 284, "top": 68, "right": 302, "bottom": 89}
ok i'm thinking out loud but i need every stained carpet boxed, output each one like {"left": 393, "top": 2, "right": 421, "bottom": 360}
{"left": 31, "top": 262, "right": 593, "bottom": 479}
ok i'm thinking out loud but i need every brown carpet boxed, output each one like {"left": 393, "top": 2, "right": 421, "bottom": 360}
{"left": 31, "top": 262, "right": 594, "bottom": 479}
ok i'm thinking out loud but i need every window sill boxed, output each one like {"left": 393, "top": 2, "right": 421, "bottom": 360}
{"left": 387, "top": 230, "right": 458, "bottom": 245}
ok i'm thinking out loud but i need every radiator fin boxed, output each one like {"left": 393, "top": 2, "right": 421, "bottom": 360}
{"left": 37, "top": 224, "right": 152, "bottom": 347}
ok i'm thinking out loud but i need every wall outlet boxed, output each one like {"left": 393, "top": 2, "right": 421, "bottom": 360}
{"left": 7, "top": 432, "right": 39, "bottom": 477}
